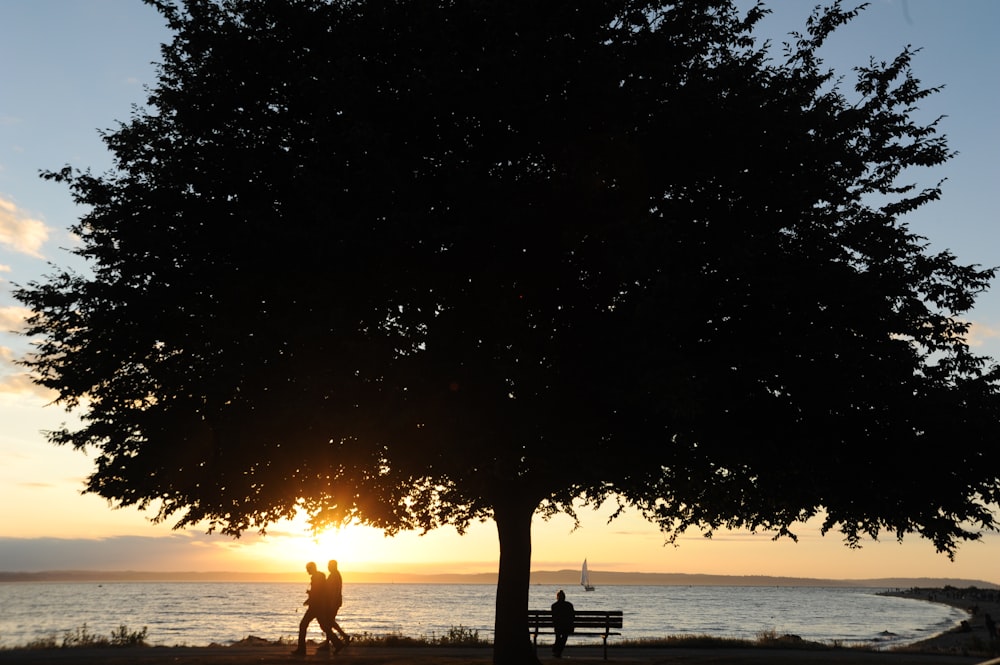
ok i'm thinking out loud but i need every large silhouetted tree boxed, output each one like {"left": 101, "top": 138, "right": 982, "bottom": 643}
{"left": 16, "top": 1, "right": 1000, "bottom": 663}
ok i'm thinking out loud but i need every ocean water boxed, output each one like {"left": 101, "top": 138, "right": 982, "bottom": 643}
{"left": 0, "top": 582, "right": 968, "bottom": 650}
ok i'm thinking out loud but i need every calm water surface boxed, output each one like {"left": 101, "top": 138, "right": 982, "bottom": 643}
{"left": 0, "top": 583, "right": 967, "bottom": 649}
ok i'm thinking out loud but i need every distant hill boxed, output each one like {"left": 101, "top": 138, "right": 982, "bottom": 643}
{"left": 0, "top": 568, "right": 995, "bottom": 589}
{"left": 528, "top": 570, "right": 999, "bottom": 589}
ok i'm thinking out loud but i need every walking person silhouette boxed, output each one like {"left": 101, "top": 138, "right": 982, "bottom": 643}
{"left": 292, "top": 561, "right": 344, "bottom": 656}
{"left": 322, "top": 559, "right": 351, "bottom": 648}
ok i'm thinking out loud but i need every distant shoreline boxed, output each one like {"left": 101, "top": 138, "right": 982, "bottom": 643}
{"left": 0, "top": 569, "right": 994, "bottom": 588}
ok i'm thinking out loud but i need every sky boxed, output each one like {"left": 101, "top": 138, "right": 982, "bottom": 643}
{"left": 1, "top": 0, "right": 1000, "bottom": 583}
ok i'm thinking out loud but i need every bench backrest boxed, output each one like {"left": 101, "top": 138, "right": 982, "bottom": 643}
{"left": 528, "top": 609, "right": 623, "bottom": 630}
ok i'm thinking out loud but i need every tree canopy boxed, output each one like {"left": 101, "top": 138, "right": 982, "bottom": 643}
{"left": 16, "top": 1, "right": 1000, "bottom": 663}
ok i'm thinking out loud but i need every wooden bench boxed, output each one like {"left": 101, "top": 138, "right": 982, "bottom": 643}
{"left": 527, "top": 609, "right": 623, "bottom": 660}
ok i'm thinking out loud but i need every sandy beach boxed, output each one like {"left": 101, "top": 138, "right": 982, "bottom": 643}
{"left": 2, "top": 587, "right": 998, "bottom": 665}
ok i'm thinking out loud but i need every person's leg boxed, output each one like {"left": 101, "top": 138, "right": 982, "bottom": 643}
{"left": 318, "top": 614, "right": 345, "bottom": 653}
{"left": 553, "top": 633, "right": 567, "bottom": 657}
{"left": 330, "top": 607, "right": 349, "bottom": 640}
{"left": 315, "top": 613, "right": 331, "bottom": 652}
{"left": 329, "top": 632, "right": 345, "bottom": 652}
{"left": 294, "top": 609, "right": 314, "bottom": 654}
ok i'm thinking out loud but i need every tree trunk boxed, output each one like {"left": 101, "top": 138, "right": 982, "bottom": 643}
{"left": 492, "top": 494, "right": 541, "bottom": 665}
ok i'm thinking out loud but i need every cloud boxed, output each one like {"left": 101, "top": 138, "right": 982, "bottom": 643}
{"left": 15, "top": 481, "right": 56, "bottom": 490}
{"left": 966, "top": 321, "right": 1000, "bottom": 348}
{"left": 0, "top": 196, "right": 50, "bottom": 258}
{"left": 0, "top": 534, "right": 242, "bottom": 572}
{"left": 0, "top": 371, "right": 49, "bottom": 397}
{"left": 0, "top": 344, "right": 55, "bottom": 399}
{"left": 0, "top": 309, "right": 55, "bottom": 397}
{"left": 0, "top": 345, "right": 15, "bottom": 366}
{"left": 0, "top": 305, "right": 30, "bottom": 333}
{"left": 0, "top": 531, "right": 285, "bottom": 574}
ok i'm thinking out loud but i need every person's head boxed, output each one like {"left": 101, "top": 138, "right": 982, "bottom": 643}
{"left": 306, "top": 561, "right": 317, "bottom": 574}
{"left": 556, "top": 589, "right": 565, "bottom": 601}
{"left": 328, "top": 559, "right": 338, "bottom": 572}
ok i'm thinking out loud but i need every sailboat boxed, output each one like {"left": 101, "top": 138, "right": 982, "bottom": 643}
{"left": 580, "top": 559, "right": 595, "bottom": 591}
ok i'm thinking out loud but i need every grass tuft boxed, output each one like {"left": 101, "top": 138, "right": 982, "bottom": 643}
{"left": 618, "top": 629, "right": 829, "bottom": 651}
{"left": 17, "top": 623, "right": 148, "bottom": 650}
{"left": 346, "top": 625, "right": 490, "bottom": 648}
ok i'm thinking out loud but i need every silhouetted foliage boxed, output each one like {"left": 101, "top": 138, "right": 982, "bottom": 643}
{"left": 16, "top": 1, "right": 1000, "bottom": 663}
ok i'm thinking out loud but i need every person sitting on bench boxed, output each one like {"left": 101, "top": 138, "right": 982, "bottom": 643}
{"left": 551, "top": 589, "right": 575, "bottom": 658}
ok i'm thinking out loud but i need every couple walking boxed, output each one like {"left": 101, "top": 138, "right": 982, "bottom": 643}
{"left": 293, "top": 559, "right": 351, "bottom": 656}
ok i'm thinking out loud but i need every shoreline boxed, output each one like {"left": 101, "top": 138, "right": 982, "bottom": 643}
{"left": 1, "top": 587, "right": 997, "bottom": 665}
{"left": 881, "top": 586, "right": 1000, "bottom": 657}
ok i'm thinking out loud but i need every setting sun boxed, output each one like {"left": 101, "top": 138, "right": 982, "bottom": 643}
{"left": 288, "top": 522, "right": 389, "bottom": 570}
{"left": 245, "top": 514, "right": 396, "bottom": 573}
{"left": 206, "top": 508, "right": 505, "bottom": 579}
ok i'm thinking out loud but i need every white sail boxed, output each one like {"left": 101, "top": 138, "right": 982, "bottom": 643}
{"left": 580, "top": 559, "right": 595, "bottom": 591}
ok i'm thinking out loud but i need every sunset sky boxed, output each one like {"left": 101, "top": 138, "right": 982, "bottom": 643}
{"left": 2, "top": 1, "right": 1000, "bottom": 584}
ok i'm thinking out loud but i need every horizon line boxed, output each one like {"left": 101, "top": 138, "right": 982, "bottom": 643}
{"left": 1, "top": 569, "right": 995, "bottom": 588}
